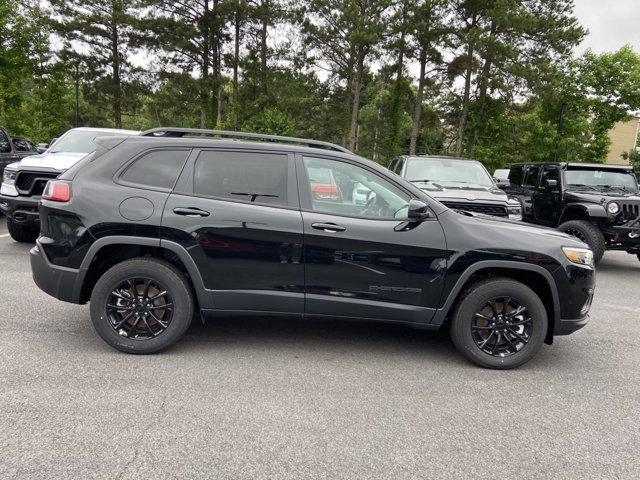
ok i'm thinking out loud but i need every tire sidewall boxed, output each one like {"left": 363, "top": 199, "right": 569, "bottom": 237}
{"left": 451, "top": 280, "right": 548, "bottom": 369}
{"left": 90, "top": 259, "right": 193, "bottom": 354}
{"left": 558, "top": 220, "right": 605, "bottom": 263}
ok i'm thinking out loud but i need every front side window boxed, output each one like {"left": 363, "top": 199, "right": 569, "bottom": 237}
{"left": 121, "top": 149, "right": 189, "bottom": 189}
{"left": 523, "top": 166, "right": 541, "bottom": 188}
{"left": 508, "top": 166, "right": 523, "bottom": 186}
{"left": 405, "top": 158, "right": 494, "bottom": 188}
{"left": 194, "top": 150, "right": 289, "bottom": 206}
{"left": 0, "top": 130, "right": 11, "bottom": 153}
{"left": 12, "top": 138, "right": 31, "bottom": 152}
{"left": 303, "top": 157, "right": 410, "bottom": 219}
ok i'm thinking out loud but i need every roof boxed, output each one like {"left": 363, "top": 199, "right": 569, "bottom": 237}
{"left": 510, "top": 162, "right": 634, "bottom": 170}
{"left": 71, "top": 127, "right": 141, "bottom": 135}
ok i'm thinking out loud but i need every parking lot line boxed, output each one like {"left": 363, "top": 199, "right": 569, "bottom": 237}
{"left": 0, "top": 233, "right": 11, "bottom": 238}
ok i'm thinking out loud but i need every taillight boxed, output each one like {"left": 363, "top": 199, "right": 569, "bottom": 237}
{"left": 42, "top": 181, "right": 71, "bottom": 202}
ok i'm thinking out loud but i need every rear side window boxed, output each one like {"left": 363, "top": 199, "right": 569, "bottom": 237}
{"left": 120, "top": 149, "right": 189, "bottom": 189}
{"left": 194, "top": 150, "right": 288, "bottom": 206}
{"left": 0, "top": 130, "right": 11, "bottom": 153}
{"left": 508, "top": 166, "right": 523, "bottom": 185}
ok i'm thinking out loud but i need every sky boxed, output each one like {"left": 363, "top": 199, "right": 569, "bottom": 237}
{"left": 574, "top": 0, "right": 640, "bottom": 54}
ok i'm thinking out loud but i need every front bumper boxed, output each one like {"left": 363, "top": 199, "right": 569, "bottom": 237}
{"left": 0, "top": 194, "right": 40, "bottom": 226}
{"left": 30, "top": 241, "right": 82, "bottom": 304}
{"left": 610, "top": 216, "right": 640, "bottom": 247}
{"left": 555, "top": 315, "right": 590, "bottom": 335}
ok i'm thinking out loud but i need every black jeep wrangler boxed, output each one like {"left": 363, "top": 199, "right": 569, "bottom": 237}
{"left": 504, "top": 162, "right": 640, "bottom": 264}
{"left": 30, "top": 129, "right": 595, "bottom": 369}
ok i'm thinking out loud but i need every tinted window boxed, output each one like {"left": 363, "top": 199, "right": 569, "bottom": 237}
{"left": 508, "top": 166, "right": 523, "bottom": 185}
{"left": 303, "top": 156, "right": 410, "bottom": 219}
{"left": 541, "top": 166, "right": 560, "bottom": 184}
{"left": 13, "top": 138, "right": 34, "bottom": 152}
{"left": 523, "top": 166, "right": 540, "bottom": 188}
{"left": 0, "top": 130, "right": 11, "bottom": 153}
{"left": 121, "top": 149, "right": 189, "bottom": 189}
{"left": 194, "top": 151, "right": 288, "bottom": 206}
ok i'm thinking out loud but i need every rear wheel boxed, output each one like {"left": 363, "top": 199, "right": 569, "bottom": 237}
{"left": 90, "top": 258, "right": 194, "bottom": 354}
{"left": 558, "top": 220, "right": 605, "bottom": 264}
{"left": 7, "top": 218, "right": 39, "bottom": 243}
{"left": 450, "top": 278, "right": 548, "bottom": 369}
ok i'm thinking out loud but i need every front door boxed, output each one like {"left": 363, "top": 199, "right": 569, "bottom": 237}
{"left": 298, "top": 155, "right": 447, "bottom": 324}
{"left": 163, "top": 148, "right": 304, "bottom": 313}
{"left": 533, "top": 165, "right": 562, "bottom": 225}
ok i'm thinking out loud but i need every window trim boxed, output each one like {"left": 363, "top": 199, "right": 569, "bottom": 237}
{"left": 173, "top": 147, "right": 299, "bottom": 210}
{"left": 295, "top": 153, "right": 424, "bottom": 222}
{"left": 114, "top": 147, "right": 192, "bottom": 192}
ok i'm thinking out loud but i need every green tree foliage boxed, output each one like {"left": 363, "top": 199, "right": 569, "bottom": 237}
{"left": 3, "top": 0, "right": 640, "bottom": 169}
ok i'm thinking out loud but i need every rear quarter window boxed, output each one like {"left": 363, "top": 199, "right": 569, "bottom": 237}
{"left": 120, "top": 149, "right": 190, "bottom": 189}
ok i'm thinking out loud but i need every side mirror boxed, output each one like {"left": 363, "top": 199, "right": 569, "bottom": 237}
{"left": 545, "top": 179, "right": 558, "bottom": 190}
{"left": 408, "top": 199, "right": 430, "bottom": 221}
{"left": 36, "top": 146, "right": 47, "bottom": 154}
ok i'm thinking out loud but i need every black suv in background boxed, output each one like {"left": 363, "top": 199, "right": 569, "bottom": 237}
{"left": 390, "top": 155, "right": 522, "bottom": 220}
{"left": 30, "top": 129, "right": 595, "bottom": 369}
{"left": 0, "top": 126, "right": 39, "bottom": 177}
{"left": 504, "top": 162, "right": 640, "bottom": 264}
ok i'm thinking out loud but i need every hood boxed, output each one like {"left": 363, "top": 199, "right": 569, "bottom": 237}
{"left": 12, "top": 151, "right": 87, "bottom": 172}
{"left": 414, "top": 181, "right": 508, "bottom": 202}
{"left": 453, "top": 209, "right": 587, "bottom": 246}
{"left": 564, "top": 189, "right": 640, "bottom": 202}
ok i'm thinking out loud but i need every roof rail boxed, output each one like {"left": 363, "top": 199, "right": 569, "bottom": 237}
{"left": 140, "top": 127, "right": 351, "bottom": 154}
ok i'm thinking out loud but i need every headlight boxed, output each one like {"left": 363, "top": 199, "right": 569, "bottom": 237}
{"left": 607, "top": 202, "right": 619, "bottom": 215}
{"left": 507, "top": 202, "right": 522, "bottom": 221}
{"left": 562, "top": 247, "right": 594, "bottom": 267}
{"left": 3, "top": 168, "right": 17, "bottom": 185}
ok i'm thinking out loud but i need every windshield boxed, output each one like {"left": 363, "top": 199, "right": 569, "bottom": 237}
{"left": 565, "top": 168, "right": 638, "bottom": 191}
{"left": 50, "top": 130, "right": 127, "bottom": 154}
{"left": 406, "top": 158, "right": 494, "bottom": 188}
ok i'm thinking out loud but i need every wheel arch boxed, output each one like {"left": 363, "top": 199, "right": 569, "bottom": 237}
{"left": 432, "top": 261, "right": 559, "bottom": 344}
{"left": 76, "top": 236, "right": 212, "bottom": 308}
{"left": 559, "top": 203, "right": 607, "bottom": 224}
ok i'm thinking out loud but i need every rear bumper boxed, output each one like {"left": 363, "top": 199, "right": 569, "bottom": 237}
{"left": 30, "top": 241, "right": 82, "bottom": 304}
{"left": 0, "top": 194, "right": 40, "bottom": 226}
{"left": 554, "top": 315, "right": 590, "bottom": 335}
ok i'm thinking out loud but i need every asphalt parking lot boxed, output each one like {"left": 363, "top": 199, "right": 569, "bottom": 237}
{"left": 1, "top": 215, "right": 639, "bottom": 479}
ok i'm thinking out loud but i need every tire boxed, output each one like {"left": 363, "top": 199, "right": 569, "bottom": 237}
{"left": 90, "top": 257, "right": 194, "bottom": 354}
{"left": 558, "top": 220, "right": 606, "bottom": 264}
{"left": 450, "top": 278, "right": 548, "bottom": 369}
{"left": 7, "top": 219, "right": 39, "bottom": 243}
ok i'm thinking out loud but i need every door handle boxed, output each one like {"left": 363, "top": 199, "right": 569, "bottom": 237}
{"left": 311, "top": 222, "right": 346, "bottom": 233}
{"left": 173, "top": 207, "right": 210, "bottom": 217}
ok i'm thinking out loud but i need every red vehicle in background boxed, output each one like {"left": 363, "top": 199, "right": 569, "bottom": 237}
{"left": 308, "top": 166, "right": 342, "bottom": 201}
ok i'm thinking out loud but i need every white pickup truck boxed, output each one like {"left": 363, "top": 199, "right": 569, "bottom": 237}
{"left": 0, "top": 127, "right": 139, "bottom": 242}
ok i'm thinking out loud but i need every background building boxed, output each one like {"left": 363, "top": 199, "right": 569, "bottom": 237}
{"left": 606, "top": 116, "right": 640, "bottom": 164}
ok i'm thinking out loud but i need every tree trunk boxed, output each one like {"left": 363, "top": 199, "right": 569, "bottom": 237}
{"left": 200, "top": 0, "right": 211, "bottom": 128}
{"left": 233, "top": 4, "right": 241, "bottom": 129}
{"left": 409, "top": 50, "right": 427, "bottom": 155}
{"left": 110, "top": 4, "right": 122, "bottom": 128}
{"left": 348, "top": 48, "right": 365, "bottom": 152}
{"left": 260, "top": 0, "right": 268, "bottom": 94}
{"left": 455, "top": 43, "right": 474, "bottom": 157}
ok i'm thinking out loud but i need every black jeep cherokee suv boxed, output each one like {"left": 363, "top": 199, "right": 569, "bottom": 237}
{"left": 504, "top": 162, "right": 640, "bottom": 264}
{"left": 30, "top": 129, "right": 595, "bottom": 369}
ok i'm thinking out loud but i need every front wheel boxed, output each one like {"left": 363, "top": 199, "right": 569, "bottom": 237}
{"left": 450, "top": 278, "right": 548, "bottom": 369}
{"left": 558, "top": 220, "right": 605, "bottom": 264}
{"left": 89, "top": 258, "right": 194, "bottom": 354}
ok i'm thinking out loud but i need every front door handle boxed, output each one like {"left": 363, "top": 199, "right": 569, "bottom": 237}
{"left": 311, "top": 222, "right": 346, "bottom": 233}
{"left": 173, "top": 207, "right": 210, "bottom": 217}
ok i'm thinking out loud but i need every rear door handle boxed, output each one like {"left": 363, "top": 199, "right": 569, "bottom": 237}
{"left": 173, "top": 207, "right": 210, "bottom": 217}
{"left": 311, "top": 222, "right": 346, "bottom": 233}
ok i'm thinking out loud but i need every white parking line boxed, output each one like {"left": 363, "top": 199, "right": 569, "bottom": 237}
{"left": 0, "top": 234, "right": 10, "bottom": 238}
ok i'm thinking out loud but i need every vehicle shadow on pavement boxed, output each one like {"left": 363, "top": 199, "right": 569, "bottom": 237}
{"left": 179, "top": 314, "right": 463, "bottom": 363}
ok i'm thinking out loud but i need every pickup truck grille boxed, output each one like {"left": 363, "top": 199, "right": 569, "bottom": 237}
{"left": 15, "top": 171, "right": 59, "bottom": 196}
{"left": 442, "top": 201, "right": 508, "bottom": 217}
{"left": 621, "top": 202, "right": 640, "bottom": 220}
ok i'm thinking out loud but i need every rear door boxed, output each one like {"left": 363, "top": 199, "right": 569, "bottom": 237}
{"left": 297, "top": 154, "right": 447, "bottom": 324}
{"left": 162, "top": 148, "right": 304, "bottom": 313}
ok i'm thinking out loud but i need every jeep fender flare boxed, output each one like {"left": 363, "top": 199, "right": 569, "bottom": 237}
{"left": 430, "top": 260, "right": 560, "bottom": 327}
{"left": 76, "top": 236, "right": 213, "bottom": 308}
{"left": 559, "top": 203, "right": 607, "bottom": 224}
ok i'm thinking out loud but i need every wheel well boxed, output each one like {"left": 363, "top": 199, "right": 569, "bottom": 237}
{"left": 80, "top": 244, "right": 194, "bottom": 304}
{"left": 445, "top": 267, "right": 556, "bottom": 345}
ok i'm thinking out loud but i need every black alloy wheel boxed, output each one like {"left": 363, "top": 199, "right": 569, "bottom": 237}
{"left": 471, "top": 297, "right": 532, "bottom": 357}
{"left": 106, "top": 277, "right": 173, "bottom": 340}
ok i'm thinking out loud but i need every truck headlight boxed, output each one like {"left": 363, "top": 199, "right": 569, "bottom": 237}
{"left": 607, "top": 202, "right": 619, "bottom": 215}
{"left": 3, "top": 168, "right": 17, "bottom": 185}
{"left": 507, "top": 204, "right": 522, "bottom": 221}
{"left": 562, "top": 247, "right": 594, "bottom": 267}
